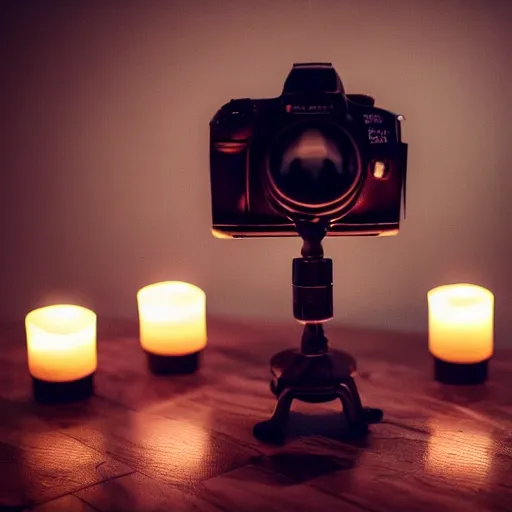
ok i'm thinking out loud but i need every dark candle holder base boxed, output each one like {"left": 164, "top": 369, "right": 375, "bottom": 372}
{"left": 253, "top": 343, "right": 383, "bottom": 444}
{"left": 145, "top": 350, "right": 201, "bottom": 375}
{"left": 32, "top": 374, "right": 94, "bottom": 404}
{"left": 434, "top": 357, "right": 488, "bottom": 385}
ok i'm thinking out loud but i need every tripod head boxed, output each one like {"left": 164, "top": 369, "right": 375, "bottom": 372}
{"left": 295, "top": 220, "right": 327, "bottom": 259}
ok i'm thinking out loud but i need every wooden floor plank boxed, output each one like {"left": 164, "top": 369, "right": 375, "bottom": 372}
{"left": 196, "top": 463, "right": 367, "bottom": 512}
{"left": 0, "top": 426, "right": 133, "bottom": 508}
{"left": 264, "top": 431, "right": 512, "bottom": 512}
{"left": 28, "top": 495, "right": 98, "bottom": 512}
{"left": 75, "top": 471, "right": 224, "bottom": 512}
{"left": 61, "top": 409, "right": 261, "bottom": 490}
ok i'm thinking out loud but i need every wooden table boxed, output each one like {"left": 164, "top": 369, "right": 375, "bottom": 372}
{"left": 1, "top": 318, "right": 511, "bottom": 512}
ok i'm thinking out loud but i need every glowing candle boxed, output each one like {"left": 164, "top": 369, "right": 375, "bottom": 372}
{"left": 427, "top": 284, "right": 493, "bottom": 384}
{"left": 137, "top": 281, "right": 206, "bottom": 374}
{"left": 25, "top": 304, "right": 96, "bottom": 402}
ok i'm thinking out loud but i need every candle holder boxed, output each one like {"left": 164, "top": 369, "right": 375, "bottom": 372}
{"left": 137, "top": 281, "right": 207, "bottom": 375}
{"left": 428, "top": 284, "right": 494, "bottom": 385}
{"left": 253, "top": 222, "right": 383, "bottom": 444}
{"left": 144, "top": 351, "right": 201, "bottom": 375}
{"left": 25, "top": 305, "right": 97, "bottom": 403}
{"left": 433, "top": 359, "right": 488, "bottom": 386}
{"left": 31, "top": 374, "right": 94, "bottom": 404}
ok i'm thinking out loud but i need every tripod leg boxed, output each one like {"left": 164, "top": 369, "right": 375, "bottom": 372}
{"left": 336, "top": 384, "right": 365, "bottom": 429}
{"left": 345, "top": 377, "right": 364, "bottom": 413}
{"left": 346, "top": 377, "right": 384, "bottom": 425}
{"left": 253, "top": 387, "right": 295, "bottom": 444}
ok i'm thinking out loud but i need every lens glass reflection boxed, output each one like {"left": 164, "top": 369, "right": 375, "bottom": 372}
{"left": 269, "top": 123, "right": 359, "bottom": 205}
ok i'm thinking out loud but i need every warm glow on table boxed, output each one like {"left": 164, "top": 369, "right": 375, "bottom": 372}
{"left": 25, "top": 304, "right": 97, "bottom": 382}
{"left": 428, "top": 284, "right": 493, "bottom": 364}
{"left": 425, "top": 417, "right": 492, "bottom": 481}
{"left": 137, "top": 281, "right": 207, "bottom": 356}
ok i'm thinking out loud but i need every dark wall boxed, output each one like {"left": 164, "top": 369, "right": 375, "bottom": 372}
{"left": 1, "top": 0, "right": 511, "bottom": 343}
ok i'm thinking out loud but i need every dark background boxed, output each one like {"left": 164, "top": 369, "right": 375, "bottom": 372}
{"left": 1, "top": 0, "right": 511, "bottom": 343}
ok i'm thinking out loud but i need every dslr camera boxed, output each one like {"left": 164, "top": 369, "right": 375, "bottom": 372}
{"left": 209, "top": 62, "right": 407, "bottom": 238}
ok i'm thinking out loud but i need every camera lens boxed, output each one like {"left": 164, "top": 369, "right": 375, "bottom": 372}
{"left": 267, "top": 122, "right": 361, "bottom": 215}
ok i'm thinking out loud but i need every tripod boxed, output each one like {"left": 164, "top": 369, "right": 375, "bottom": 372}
{"left": 253, "top": 221, "right": 383, "bottom": 443}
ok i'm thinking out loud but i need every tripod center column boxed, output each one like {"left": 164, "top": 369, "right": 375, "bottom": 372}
{"left": 292, "top": 256, "right": 333, "bottom": 323}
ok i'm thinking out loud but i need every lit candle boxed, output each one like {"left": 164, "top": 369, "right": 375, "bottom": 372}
{"left": 427, "top": 283, "right": 494, "bottom": 384}
{"left": 25, "top": 304, "right": 97, "bottom": 402}
{"left": 137, "top": 281, "right": 207, "bottom": 374}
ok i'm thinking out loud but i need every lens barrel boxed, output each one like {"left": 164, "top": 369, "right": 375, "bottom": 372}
{"left": 292, "top": 257, "right": 333, "bottom": 322}
{"left": 266, "top": 120, "right": 363, "bottom": 222}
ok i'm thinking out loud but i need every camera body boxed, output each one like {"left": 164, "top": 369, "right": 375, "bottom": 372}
{"left": 209, "top": 62, "right": 407, "bottom": 238}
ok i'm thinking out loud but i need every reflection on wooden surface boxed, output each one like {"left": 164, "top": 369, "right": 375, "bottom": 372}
{"left": 425, "top": 417, "right": 492, "bottom": 483}
{"left": 0, "top": 317, "right": 511, "bottom": 511}
{"left": 131, "top": 413, "right": 211, "bottom": 479}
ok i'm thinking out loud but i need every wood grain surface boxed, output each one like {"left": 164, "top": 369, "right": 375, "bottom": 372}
{"left": 0, "top": 318, "right": 511, "bottom": 512}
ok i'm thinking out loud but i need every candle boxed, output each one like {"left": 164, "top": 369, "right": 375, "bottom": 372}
{"left": 25, "top": 304, "right": 97, "bottom": 402}
{"left": 137, "top": 281, "right": 206, "bottom": 374}
{"left": 427, "top": 283, "right": 494, "bottom": 384}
